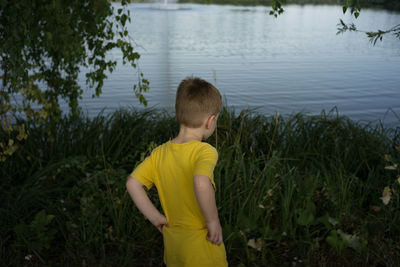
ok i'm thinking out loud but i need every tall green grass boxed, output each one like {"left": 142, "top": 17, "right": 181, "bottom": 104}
{"left": 1, "top": 107, "right": 399, "bottom": 266}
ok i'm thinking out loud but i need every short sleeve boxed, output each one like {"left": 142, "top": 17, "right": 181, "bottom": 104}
{"left": 193, "top": 144, "right": 218, "bottom": 189}
{"left": 129, "top": 154, "right": 155, "bottom": 190}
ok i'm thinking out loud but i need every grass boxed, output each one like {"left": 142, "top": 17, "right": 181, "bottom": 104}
{"left": 1, "top": 107, "right": 399, "bottom": 266}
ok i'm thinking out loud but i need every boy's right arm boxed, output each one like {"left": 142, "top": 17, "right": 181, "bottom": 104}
{"left": 193, "top": 174, "right": 223, "bottom": 246}
{"left": 126, "top": 176, "right": 168, "bottom": 233}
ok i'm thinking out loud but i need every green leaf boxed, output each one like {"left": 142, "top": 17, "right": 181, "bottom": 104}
{"left": 337, "top": 230, "right": 361, "bottom": 253}
{"left": 326, "top": 230, "right": 347, "bottom": 253}
{"left": 384, "top": 154, "right": 392, "bottom": 162}
{"left": 121, "top": 14, "right": 128, "bottom": 26}
{"left": 297, "top": 201, "right": 316, "bottom": 226}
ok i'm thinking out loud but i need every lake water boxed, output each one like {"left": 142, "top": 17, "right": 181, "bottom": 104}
{"left": 79, "top": 3, "right": 400, "bottom": 126}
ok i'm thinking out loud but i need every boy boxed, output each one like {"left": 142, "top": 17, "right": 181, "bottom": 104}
{"left": 126, "top": 77, "right": 228, "bottom": 267}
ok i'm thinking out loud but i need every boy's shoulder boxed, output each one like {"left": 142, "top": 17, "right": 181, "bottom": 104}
{"left": 198, "top": 141, "right": 217, "bottom": 152}
{"left": 194, "top": 142, "right": 218, "bottom": 160}
{"left": 147, "top": 142, "right": 166, "bottom": 157}
{"left": 151, "top": 141, "right": 217, "bottom": 155}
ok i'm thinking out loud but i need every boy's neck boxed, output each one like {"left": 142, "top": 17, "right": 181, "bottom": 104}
{"left": 172, "top": 125, "right": 204, "bottom": 144}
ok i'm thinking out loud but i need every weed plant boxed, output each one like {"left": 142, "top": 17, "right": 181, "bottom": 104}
{"left": 1, "top": 107, "right": 399, "bottom": 266}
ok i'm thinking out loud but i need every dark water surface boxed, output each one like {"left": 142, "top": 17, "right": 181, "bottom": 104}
{"left": 79, "top": 4, "right": 400, "bottom": 126}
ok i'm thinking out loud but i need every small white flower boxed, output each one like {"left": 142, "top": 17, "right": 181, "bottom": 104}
{"left": 25, "top": 254, "right": 32, "bottom": 261}
{"left": 328, "top": 217, "right": 339, "bottom": 226}
{"left": 380, "top": 186, "right": 392, "bottom": 205}
{"left": 247, "top": 238, "right": 262, "bottom": 251}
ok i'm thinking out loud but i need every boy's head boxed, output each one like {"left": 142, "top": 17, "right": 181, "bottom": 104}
{"left": 175, "top": 77, "right": 222, "bottom": 128}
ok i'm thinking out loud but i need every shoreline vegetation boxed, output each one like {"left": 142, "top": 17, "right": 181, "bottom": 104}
{"left": 1, "top": 107, "right": 399, "bottom": 266}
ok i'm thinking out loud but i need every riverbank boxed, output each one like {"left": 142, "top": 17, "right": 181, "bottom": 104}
{"left": 1, "top": 107, "right": 399, "bottom": 265}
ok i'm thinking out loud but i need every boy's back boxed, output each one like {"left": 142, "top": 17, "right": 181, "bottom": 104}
{"left": 131, "top": 140, "right": 227, "bottom": 266}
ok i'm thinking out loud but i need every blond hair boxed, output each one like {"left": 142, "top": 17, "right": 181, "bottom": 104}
{"left": 175, "top": 77, "right": 222, "bottom": 128}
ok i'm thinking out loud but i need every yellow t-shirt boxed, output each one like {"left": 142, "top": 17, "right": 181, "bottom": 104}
{"left": 130, "top": 140, "right": 228, "bottom": 267}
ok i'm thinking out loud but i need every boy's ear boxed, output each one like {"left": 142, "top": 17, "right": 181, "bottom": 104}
{"left": 205, "top": 114, "right": 216, "bottom": 129}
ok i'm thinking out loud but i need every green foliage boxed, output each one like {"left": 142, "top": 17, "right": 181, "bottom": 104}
{"left": 270, "top": 0, "right": 286, "bottom": 17}
{"left": 326, "top": 229, "right": 348, "bottom": 254}
{"left": 342, "top": 0, "right": 362, "bottom": 18}
{"left": 0, "top": 0, "right": 149, "bottom": 161}
{"left": 13, "top": 210, "right": 56, "bottom": 261}
{"left": 366, "top": 24, "right": 400, "bottom": 45}
{"left": 380, "top": 145, "right": 400, "bottom": 206}
{"left": 337, "top": 19, "right": 400, "bottom": 45}
{"left": 297, "top": 200, "right": 316, "bottom": 226}
{"left": 326, "top": 229, "right": 367, "bottom": 254}
{"left": 337, "top": 0, "right": 400, "bottom": 44}
{"left": 1, "top": 107, "right": 399, "bottom": 265}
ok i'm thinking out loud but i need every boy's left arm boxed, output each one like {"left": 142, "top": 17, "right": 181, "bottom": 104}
{"left": 193, "top": 174, "right": 223, "bottom": 245}
{"left": 126, "top": 176, "right": 168, "bottom": 233}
